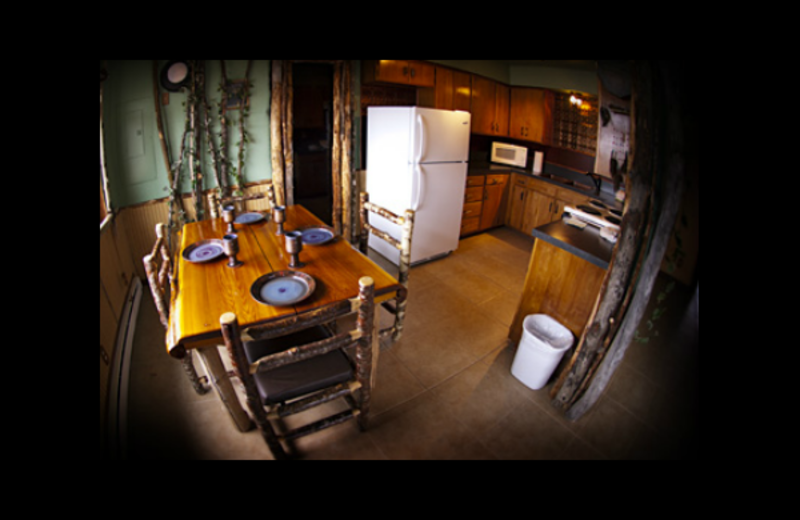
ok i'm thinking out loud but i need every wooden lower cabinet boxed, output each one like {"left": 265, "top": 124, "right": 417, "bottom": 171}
{"left": 506, "top": 173, "right": 590, "bottom": 234}
{"left": 460, "top": 174, "right": 509, "bottom": 236}
{"left": 479, "top": 174, "right": 508, "bottom": 230}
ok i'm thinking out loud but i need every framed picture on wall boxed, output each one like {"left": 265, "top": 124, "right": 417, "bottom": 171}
{"left": 225, "top": 79, "right": 250, "bottom": 112}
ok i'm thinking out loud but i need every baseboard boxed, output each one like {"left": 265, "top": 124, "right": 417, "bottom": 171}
{"left": 106, "top": 276, "right": 143, "bottom": 459}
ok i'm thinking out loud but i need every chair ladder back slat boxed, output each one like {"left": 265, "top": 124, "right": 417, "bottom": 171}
{"left": 358, "top": 192, "right": 415, "bottom": 343}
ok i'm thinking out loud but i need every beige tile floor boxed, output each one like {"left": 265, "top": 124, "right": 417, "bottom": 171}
{"left": 125, "top": 227, "right": 698, "bottom": 460}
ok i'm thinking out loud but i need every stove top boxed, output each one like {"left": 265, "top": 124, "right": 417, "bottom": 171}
{"left": 565, "top": 199, "right": 623, "bottom": 231}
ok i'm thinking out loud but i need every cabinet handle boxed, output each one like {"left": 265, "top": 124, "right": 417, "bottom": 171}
{"left": 403, "top": 66, "right": 409, "bottom": 76}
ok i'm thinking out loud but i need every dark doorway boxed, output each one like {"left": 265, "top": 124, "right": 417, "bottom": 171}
{"left": 292, "top": 63, "right": 333, "bottom": 226}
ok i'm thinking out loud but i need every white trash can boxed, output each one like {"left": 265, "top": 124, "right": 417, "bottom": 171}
{"left": 511, "top": 314, "right": 574, "bottom": 390}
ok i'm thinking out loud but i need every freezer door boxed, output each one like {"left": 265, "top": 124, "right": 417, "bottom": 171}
{"left": 366, "top": 107, "right": 414, "bottom": 213}
{"left": 411, "top": 107, "right": 471, "bottom": 163}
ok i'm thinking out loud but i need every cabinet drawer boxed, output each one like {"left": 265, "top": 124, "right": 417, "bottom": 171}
{"left": 513, "top": 174, "right": 551, "bottom": 193}
{"left": 555, "top": 187, "right": 590, "bottom": 207}
{"left": 486, "top": 174, "right": 508, "bottom": 186}
{"left": 466, "top": 175, "right": 485, "bottom": 187}
{"left": 462, "top": 201, "right": 482, "bottom": 219}
{"left": 465, "top": 186, "right": 484, "bottom": 203}
{"left": 529, "top": 177, "right": 557, "bottom": 197}
{"left": 460, "top": 217, "right": 480, "bottom": 235}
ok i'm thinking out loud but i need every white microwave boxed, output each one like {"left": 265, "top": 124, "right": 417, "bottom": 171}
{"left": 490, "top": 142, "right": 528, "bottom": 168}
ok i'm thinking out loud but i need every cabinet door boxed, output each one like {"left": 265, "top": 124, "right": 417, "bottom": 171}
{"left": 435, "top": 67, "right": 455, "bottom": 109}
{"left": 495, "top": 84, "right": 509, "bottom": 137}
{"left": 453, "top": 70, "right": 472, "bottom": 112}
{"left": 523, "top": 189, "right": 556, "bottom": 233}
{"left": 408, "top": 61, "right": 435, "bottom": 87}
{"left": 507, "top": 183, "right": 528, "bottom": 232}
{"left": 370, "top": 60, "right": 435, "bottom": 87}
{"left": 373, "top": 60, "right": 409, "bottom": 84}
{"left": 509, "top": 88, "right": 554, "bottom": 144}
{"left": 479, "top": 175, "right": 509, "bottom": 231}
{"left": 470, "top": 75, "right": 497, "bottom": 135}
{"left": 434, "top": 68, "right": 472, "bottom": 111}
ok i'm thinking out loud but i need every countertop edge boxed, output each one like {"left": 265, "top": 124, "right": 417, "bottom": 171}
{"left": 530, "top": 220, "right": 613, "bottom": 270}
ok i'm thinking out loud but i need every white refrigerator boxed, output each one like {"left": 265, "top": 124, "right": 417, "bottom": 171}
{"left": 366, "top": 106, "right": 471, "bottom": 265}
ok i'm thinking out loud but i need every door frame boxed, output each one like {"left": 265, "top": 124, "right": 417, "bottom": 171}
{"left": 270, "top": 60, "right": 356, "bottom": 241}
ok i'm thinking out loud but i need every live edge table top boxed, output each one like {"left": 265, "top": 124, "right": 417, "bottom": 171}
{"left": 166, "top": 205, "right": 401, "bottom": 356}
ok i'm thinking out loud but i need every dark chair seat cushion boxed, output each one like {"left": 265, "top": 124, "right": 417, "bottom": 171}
{"left": 243, "top": 326, "right": 353, "bottom": 405}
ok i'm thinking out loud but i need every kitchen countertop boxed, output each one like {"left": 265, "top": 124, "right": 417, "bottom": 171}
{"left": 467, "top": 162, "right": 621, "bottom": 209}
{"left": 530, "top": 218, "right": 615, "bottom": 270}
{"left": 467, "top": 161, "right": 620, "bottom": 269}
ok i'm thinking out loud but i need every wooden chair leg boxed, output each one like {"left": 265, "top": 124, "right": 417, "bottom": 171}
{"left": 355, "top": 277, "right": 375, "bottom": 431}
{"left": 181, "top": 352, "right": 209, "bottom": 395}
{"left": 221, "top": 312, "right": 289, "bottom": 460}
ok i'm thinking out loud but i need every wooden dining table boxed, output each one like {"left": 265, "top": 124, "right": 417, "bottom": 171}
{"left": 166, "top": 205, "right": 402, "bottom": 431}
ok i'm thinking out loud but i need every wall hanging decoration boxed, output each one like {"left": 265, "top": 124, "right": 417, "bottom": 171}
{"left": 160, "top": 60, "right": 192, "bottom": 92}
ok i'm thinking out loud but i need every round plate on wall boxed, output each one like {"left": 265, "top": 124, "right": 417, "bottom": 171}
{"left": 160, "top": 60, "right": 191, "bottom": 92}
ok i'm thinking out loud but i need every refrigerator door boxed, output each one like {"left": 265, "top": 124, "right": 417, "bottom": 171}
{"left": 368, "top": 161, "right": 468, "bottom": 265}
{"left": 410, "top": 161, "right": 468, "bottom": 263}
{"left": 411, "top": 107, "right": 471, "bottom": 163}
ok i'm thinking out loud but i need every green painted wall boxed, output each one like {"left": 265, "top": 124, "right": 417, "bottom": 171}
{"left": 102, "top": 60, "right": 590, "bottom": 210}
{"left": 102, "top": 60, "right": 272, "bottom": 209}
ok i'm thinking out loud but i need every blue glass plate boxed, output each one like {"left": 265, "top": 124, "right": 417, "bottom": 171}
{"left": 250, "top": 270, "right": 316, "bottom": 306}
{"left": 234, "top": 212, "right": 266, "bottom": 225}
{"left": 182, "top": 239, "right": 225, "bottom": 263}
{"left": 299, "top": 226, "right": 335, "bottom": 245}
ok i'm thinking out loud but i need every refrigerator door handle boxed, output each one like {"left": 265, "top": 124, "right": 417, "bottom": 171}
{"left": 412, "top": 164, "right": 425, "bottom": 211}
{"left": 415, "top": 113, "right": 426, "bottom": 163}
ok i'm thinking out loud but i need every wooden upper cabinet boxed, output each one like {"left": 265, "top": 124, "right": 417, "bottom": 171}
{"left": 471, "top": 75, "right": 509, "bottom": 136}
{"left": 434, "top": 67, "right": 471, "bottom": 112}
{"left": 509, "top": 87, "right": 554, "bottom": 145}
{"left": 364, "top": 60, "right": 435, "bottom": 87}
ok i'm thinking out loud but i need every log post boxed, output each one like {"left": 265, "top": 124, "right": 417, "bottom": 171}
{"left": 270, "top": 60, "right": 286, "bottom": 207}
{"left": 552, "top": 61, "right": 688, "bottom": 418}
{"left": 332, "top": 61, "right": 343, "bottom": 236}
{"left": 564, "top": 61, "right": 688, "bottom": 420}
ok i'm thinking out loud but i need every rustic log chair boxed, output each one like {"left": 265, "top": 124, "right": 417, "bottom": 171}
{"left": 221, "top": 276, "right": 376, "bottom": 460}
{"left": 142, "top": 223, "right": 209, "bottom": 395}
{"left": 206, "top": 185, "right": 276, "bottom": 219}
{"left": 358, "top": 192, "right": 415, "bottom": 342}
